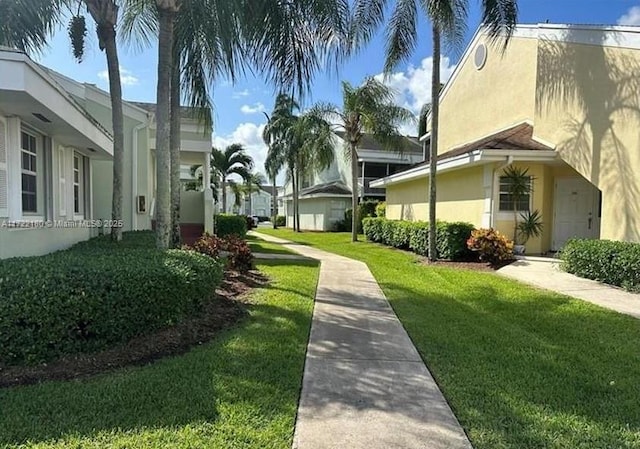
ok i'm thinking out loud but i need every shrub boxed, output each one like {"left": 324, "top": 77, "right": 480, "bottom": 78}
{"left": 362, "top": 217, "right": 475, "bottom": 260}
{"left": 561, "top": 239, "right": 640, "bottom": 291}
{"left": 467, "top": 228, "right": 514, "bottom": 264}
{"left": 215, "top": 214, "right": 247, "bottom": 237}
{"left": 223, "top": 235, "right": 254, "bottom": 273}
{"left": 0, "top": 241, "right": 223, "bottom": 365}
{"left": 191, "top": 233, "right": 223, "bottom": 258}
{"left": 375, "top": 202, "right": 386, "bottom": 218}
{"left": 275, "top": 215, "right": 286, "bottom": 227}
{"left": 437, "top": 222, "right": 476, "bottom": 260}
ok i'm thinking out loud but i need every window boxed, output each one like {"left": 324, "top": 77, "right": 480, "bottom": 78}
{"left": 330, "top": 201, "right": 345, "bottom": 221}
{"left": 73, "top": 153, "right": 86, "bottom": 216}
{"left": 499, "top": 176, "right": 531, "bottom": 212}
{"left": 21, "top": 132, "right": 38, "bottom": 213}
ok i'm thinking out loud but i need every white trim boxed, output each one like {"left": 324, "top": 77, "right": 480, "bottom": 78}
{"left": 370, "top": 149, "right": 557, "bottom": 187}
{"left": 0, "top": 116, "right": 7, "bottom": 217}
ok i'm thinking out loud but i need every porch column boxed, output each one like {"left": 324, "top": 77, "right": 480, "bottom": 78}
{"left": 202, "top": 152, "right": 213, "bottom": 234}
{"left": 482, "top": 164, "right": 493, "bottom": 228}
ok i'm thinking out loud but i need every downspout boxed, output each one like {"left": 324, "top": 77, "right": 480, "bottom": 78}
{"left": 131, "top": 118, "right": 148, "bottom": 231}
{"left": 490, "top": 155, "right": 514, "bottom": 228}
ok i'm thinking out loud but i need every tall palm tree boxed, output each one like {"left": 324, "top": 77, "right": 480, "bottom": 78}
{"left": 311, "top": 77, "right": 414, "bottom": 242}
{"left": 122, "top": 0, "right": 351, "bottom": 247}
{"left": 228, "top": 181, "right": 244, "bottom": 214}
{"left": 351, "top": 0, "right": 518, "bottom": 260}
{"left": 263, "top": 94, "right": 335, "bottom": 232}
{"left": 1, "top": 0, "right": 128, "bottom": 243}
{"left": 263, "top": 137, "right": 282, "bottom": 229}
{"left": 243, "top": 172, "right": 266, "bottom": 216}
{"left": 211, "top": 144, "right": 253, "bottom": 213}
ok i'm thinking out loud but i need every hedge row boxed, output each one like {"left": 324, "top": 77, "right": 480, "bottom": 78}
{"left": 561, "top": 239, "right": 640, "bottom": 291}
{"left": 0, "top": 233, "right": 223, "bottom": 365}
{"left": 362, "top": 217, "right": 475, "bottom": 260}
{"left": 215, "top": 214, "right": 247, "bottom": 237}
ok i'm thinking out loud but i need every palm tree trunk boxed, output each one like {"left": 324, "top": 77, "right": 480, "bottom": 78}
{"left": 272, "top": 176, "right": 278, "bottom": 229}
{"left": 291, "top": 167, "right": 297, "bottom": 231}
{"left": 428, "top": 24, "right": 441, "bottom": 261}
{"left": 85, "top": 1, "right": 123, "bottom": 242}
{"left": 350, "top": 142, "right": 358, "bottom": 242}
{"left": 154, "top": 6, "right": 176, "bottom": 249}
{"left": 170, "top": 43, "right": 181, "bottom": 248}
{"left": 221, "top": 175, "right": 227, "bottom": 212}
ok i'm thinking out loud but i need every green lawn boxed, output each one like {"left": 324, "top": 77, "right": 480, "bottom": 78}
{"left": 257, "top": 229, "right": 640, "bottom": 449}
{"left": 0, "top": 260, "right": 318, "bottom": 449}
{"left": 246, "top": 235, "right": 297, "bottom": 255}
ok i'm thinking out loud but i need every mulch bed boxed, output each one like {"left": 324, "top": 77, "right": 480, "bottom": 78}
{"left": 0, "top": 270, "right": 269, "bottom": 389}
{"left": 421, "top": 258, "right": 515, "bottom": 271}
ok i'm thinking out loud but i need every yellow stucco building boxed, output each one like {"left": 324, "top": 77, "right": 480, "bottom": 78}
{"left": 372, "top": 23, "right": 640, "bottom": 254}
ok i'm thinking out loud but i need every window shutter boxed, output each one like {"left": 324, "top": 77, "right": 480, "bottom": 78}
{"left": 58, "top": 147, "right": 66, "bottom": 217}
{"left": 0, "top": 119, "right": 8, "bottom": 217}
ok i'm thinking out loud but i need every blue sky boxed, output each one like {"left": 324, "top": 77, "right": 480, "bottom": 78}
{"left": 35, "top": 0, "right": 640, "bottom": 177}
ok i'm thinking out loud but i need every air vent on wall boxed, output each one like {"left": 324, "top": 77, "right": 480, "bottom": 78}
{"left": 474, "top": 43, "right": 487, "bottom": 70}
{"left": 32, "top": 113, "right": 51, "bottom": 123}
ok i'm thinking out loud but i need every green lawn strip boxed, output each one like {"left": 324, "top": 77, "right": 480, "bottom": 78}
{"left": 246, "top": 235, "right": 297, "bottom": 255}
{"left": 258, "top": 229, "right": 640, "bottom": 449}
{"left": 0, "top": 260, "right": 319, "bottom": 449}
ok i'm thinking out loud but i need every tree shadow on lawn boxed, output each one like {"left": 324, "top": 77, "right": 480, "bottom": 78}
{"left": 0, "top": 268, "right": 314, "bottom": 447}
{"left": 381, "top": 276, "right": 640, "bottom": 448}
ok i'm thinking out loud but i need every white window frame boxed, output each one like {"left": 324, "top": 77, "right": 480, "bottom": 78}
{"left": 497, "top": 175, "right": 532, "bottom": 213}
{"left": 73, "top": 153, "right": 85, "bottom": 219}
{"left": 20, "top": 129, "right": 42, "bottom": 217}
{"left": 0, "top": 117, "right": 8, "bottom": 218}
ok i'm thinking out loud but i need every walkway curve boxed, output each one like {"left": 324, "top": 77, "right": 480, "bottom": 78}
{"left": 251, "top": 232, "right": 473, "bottom": 449}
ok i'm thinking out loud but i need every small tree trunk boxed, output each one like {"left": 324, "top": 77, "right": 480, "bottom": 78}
{"left": 86, "top": 1, "right": 123, "bottom": 242}
{"left": 350, "top": 142, "right": 358, "bottom": 242}
{"left": 154, "top": 6, "right": 176, "bottom": 249}
{"left": 272, "top": 177, "right": 278, "bottom": 229}
{"left": 428, "top": 25, "right": 441, "bottom": 261}
{"left": 170, "top": 41, "right": 181, "bottom": 248}
{"left": 221, "top": 175, "right": 227, "bottom": 213}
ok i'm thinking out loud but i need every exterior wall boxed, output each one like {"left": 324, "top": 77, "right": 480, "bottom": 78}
{"left": 180, "top": 190, "right": 205, "bottom": 223}
{"left": 534, "top": 37, "right": 640, "bottom": 243}
{"left": 436, "top": 35, "right": 538, "bottom": 153}
{"left": 0, "top": 115, "right": 98, "bottom": 258}
{"left": 285, "top": 197, "right": 349, "bottom": 231}
{"left": 0, "top": 227, "right": 90, "bottom": 259}
{"left": 386, "top": 166, "right": 485, "bottom": 224}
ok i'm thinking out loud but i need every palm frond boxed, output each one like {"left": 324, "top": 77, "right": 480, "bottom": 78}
{"left": 480, "top": 0, "right": 518, "bottom": 49}
{"left": 384, "top": 0, "right": 419, "bottom": 73}
{"left": 0, "top": 0, "right": 66, "bottom": 53}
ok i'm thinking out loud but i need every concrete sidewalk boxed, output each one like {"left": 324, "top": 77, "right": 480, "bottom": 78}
{"left": 251, "top": 232, "right": 472, "bottom": 449}
{"left": 497, "top": 258, "right": 640, "bottom": 319}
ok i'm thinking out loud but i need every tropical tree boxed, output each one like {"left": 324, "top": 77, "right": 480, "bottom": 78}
{"left": 264, "top": 141, "right": 282, "bottom": 228}
{"left": 243, "top": 172, "right": 266, "bottom": 216}
{"left": 263, "top": 94, "right": 335, "bottom": 232}
{"left": 1, "top": 0, "right": 128, "bottom": 242}
{"left": 229, "top": 181, "right": 244, "bottom": 214}
{"left": 311, "top": 77, "right": 414, "bottom": 242}
{"left": 211, "top": 144, "right": 253, "bottom": 213}
{"left": 351, "top": 0, "right": 518, "bottom": 259}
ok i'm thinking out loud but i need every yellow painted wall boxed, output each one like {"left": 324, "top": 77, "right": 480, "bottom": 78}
{"left": 436, "top": 35, "right": 538, "bottom": 153}
{"left": 386, "top": 166, "right": 485, "bottom": 225}
{"left": 535, "top": 39, "right": 640, "bottom": 242}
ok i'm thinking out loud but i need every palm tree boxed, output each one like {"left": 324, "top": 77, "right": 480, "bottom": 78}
{"left": 1, "top": 0, "right": 128, "bottom": 243}
{"left": 264, "top": 140, "right": 282, "bottom": 229}
{"left": 263, "top": 94, "right": 335, "bottom": 232}
{"left": 243, "top": 172, "right": 266, "bottom": 216}
{"left": 211, "top": 144, "right": 254, "bottom": 213}
{"left": 311, "top": 78, "right": 414, "bottom": 242}
{"left": 351, "top": 0, "right": 518, "bottom": 260}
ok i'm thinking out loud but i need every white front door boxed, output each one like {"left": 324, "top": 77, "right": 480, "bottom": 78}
{"left": 553, "top": 177, "right": 600, "bottom": 250}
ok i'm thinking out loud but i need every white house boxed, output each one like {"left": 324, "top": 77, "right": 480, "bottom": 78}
{"left": 219, "top": 184, "right": 276, "bottom": 217}
{"left": 0, "top": 47, "right": 213, "bottom": 258}
{"left": 281, "top": 132, "right": 423, "bottom": 230}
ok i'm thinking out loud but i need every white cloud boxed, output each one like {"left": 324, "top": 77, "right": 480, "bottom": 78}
{"left": 240, "top": 102, "right": 266, "bottom": 115}
{"left": 374, "top": 56, "right": 456, "bottom": 114}
{"left": 213, "top": 122, "right": 271, "bottom": 180}
{"left": 231, "top": 89, "right": 250, "bottom": 99}
{"left": 618, "top": 6, "right": 640, "bottom": 25}
{"left": 97, "top": 66, "right": 139, "bottom": 86}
